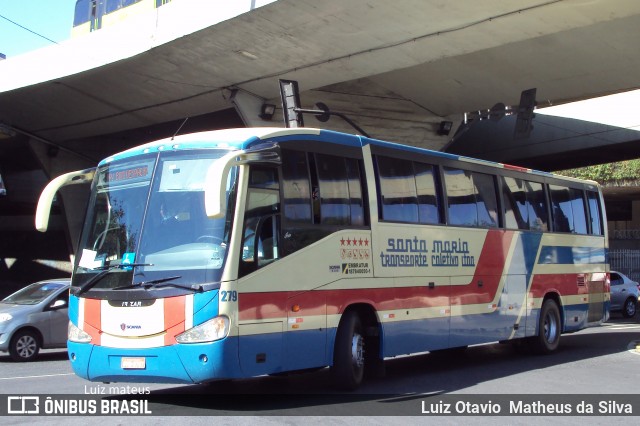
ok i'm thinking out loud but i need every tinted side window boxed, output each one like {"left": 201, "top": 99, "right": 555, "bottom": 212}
{"left": 587, "top": 191, "right": 603, "bottom": 235}
{"left": 550, "top": 185, "right": 573, "bottom": 232}
{"left": 346, "top": 158, "right": 365, "bottom": 226}
{"left": 444, "top": 168, "right": 498, "bottom": 228}
{"left": 377, "top": 156, "right": 419, "bottom": 223}
{"left": 414, "top": 162, "right": 441, "bottom": 224}
{"left": 501, "top": 177, "right": 549, "bottom": 231}
{"left": 569, "top": 188, "right": 588, "bottom": 234}
{"left": 610, "top": 273, "right": 622, "bottom": 285}
{"left": 282, "top": 150, "right": 311, "bottom": 223}
{"left": 444, "top": 167, "right": 477, "bottom": 226}
{"left": 502, "top": 176, "right": 528, "bottom": 230}
{"left": 473, "top": 172, "right": 498, "bottom": 228}
{"left": 527, "top": 181, "right": 549, "bottom": 231}
{"left": 315, "top": 153, "right": 350, "bottom": 225}
{"left": 550, "top": 185, "right": 587, "bottom": 233}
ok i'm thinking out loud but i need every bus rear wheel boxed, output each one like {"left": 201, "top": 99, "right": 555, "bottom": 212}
{"left": 331, "top": 311, "right": 365, "bottom": 390}
{"left": 531, "top": 299, "right": 561, "bottom": 354}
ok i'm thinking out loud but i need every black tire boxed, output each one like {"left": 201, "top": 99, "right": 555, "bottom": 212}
{"left": 530, "top": 299, "right": 561, "bottom": 354}
{"left": 331, "top": 311, "right": 365, "bottom": 390}
{"left": 622, "top": 297, "right": 637, "bottom": 318}
{"left": 9, "top": 329, "right": 40, "bottom": 362}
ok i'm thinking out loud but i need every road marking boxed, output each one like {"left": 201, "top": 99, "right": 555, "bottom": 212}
{"left": 0, "top": 373, "right": 75, "bottom": 381}
{"left": 602, "top": 323, "right": 640, "bottom": 330}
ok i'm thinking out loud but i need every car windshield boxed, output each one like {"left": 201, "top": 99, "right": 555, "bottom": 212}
{"left": 72, "top": 149, "right": 237, "bottom": 296}
{"left": 2, "top": 282, "right": 67, "bottom": 305}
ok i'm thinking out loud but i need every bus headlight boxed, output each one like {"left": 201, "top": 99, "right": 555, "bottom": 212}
{"left": 68, "top": 321, "right": 92, "bottom": 343}
{"left": 176, "top": 316, "right": 229, "bottom": 344}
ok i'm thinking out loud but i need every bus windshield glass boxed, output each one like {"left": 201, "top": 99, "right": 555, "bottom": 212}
{"left": 72, "top": 149, "right": 237, "bottom": 295}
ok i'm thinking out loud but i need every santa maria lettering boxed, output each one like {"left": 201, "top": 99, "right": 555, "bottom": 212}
{"left": 380, "top": 236, "right": 429, "bottom": 267}
{"left": 380, "top": 236, "right": 476, "bottom": 268}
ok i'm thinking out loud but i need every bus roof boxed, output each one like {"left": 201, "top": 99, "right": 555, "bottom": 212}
{"left": 99, "top": 127, "right": 597, "bottom": 186}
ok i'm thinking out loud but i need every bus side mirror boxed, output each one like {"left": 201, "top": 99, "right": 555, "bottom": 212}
{"left": 204, "top": 151, "right": 245, "bottom": 219}
{"left": 204, "top": 146, "right": 280, "bottom": 218}
{"left": 35, "top": 168, "right": 96, "bottom": 232}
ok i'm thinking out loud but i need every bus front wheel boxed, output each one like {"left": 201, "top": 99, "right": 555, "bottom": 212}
{"left": 531, "top": 299, "right": 561, "bottom": 354}
{"left": 331, "top": 311, "right": 365, "bottom": 390}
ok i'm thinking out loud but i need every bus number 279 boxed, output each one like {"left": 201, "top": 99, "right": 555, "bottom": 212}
{"left": 220, "top": 290, "right": 238, "bottom": 302}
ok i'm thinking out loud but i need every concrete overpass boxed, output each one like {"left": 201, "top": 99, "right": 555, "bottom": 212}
{"left": 1, "top": 0, "right": 640, "bottom": 292}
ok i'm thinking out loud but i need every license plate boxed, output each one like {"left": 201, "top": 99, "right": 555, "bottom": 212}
{"left": 121, "top": 357, "right": 146, "bottom": 370}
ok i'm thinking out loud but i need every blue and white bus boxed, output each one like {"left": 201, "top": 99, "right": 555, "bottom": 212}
{"left": 36, "top": 127, "right": 609, "bottom": 389}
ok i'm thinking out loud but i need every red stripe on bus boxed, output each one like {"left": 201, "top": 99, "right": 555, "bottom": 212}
{"left": 238, "top": 292, "right": 287, "bottom": 321}
{"left": 83, "top": 298, "right": 101, "bottom": 346}
{"left": 450, "top": 229, "right": 514, "bottom": 304}
{"left": 529, "top": 273, "right": 593, "bottom": 298}
{"left": 164, "top": 296, "right": 186, "bottom": 345}
{"left": 503, "top": 164, "right": 531, "bottom": 172}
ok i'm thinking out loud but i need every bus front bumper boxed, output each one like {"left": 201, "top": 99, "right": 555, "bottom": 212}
{"left": 68, "top": 338, "right": 240, "bottom": 384}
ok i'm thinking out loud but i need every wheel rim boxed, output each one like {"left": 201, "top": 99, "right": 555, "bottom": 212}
{"left": 16, "top": 335, "right": 37, "bottom": 359}
{"left": 544, "top": 311, "right": 558, "bottom": 343}
{"left": 351, "top": 332, "right": 364, "bottom": 368}
{"left": 625, "top": 300, "right": 636, "bottom": 317}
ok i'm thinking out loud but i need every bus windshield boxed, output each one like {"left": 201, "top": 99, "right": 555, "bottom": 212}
{"left": 72, "top": 149, "right": 237, "bottom": 296}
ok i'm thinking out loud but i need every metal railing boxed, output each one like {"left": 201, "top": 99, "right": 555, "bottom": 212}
{"left": 609, "top": 249, "right": 640, "bottom": 282}
{"left": 611, "top": 229, "right": 640, "bottom": 240}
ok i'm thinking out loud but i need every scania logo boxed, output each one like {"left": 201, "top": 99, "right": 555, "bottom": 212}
{"left": 120, "top": 323, "right": 142, "bottom": 331}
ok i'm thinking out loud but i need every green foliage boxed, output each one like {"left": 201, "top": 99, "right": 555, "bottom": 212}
{"left": 556, "top": 160, "right": 640, "bottom": 184}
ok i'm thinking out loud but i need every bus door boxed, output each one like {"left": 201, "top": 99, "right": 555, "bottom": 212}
{"left": 237, "top": 166, "right": 285, "bottom": 376}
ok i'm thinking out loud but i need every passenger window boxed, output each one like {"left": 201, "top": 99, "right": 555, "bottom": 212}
{"left": 587, "top": 191, "right": 603, "bottom": 235}
{"left": 473, "top": 172, "right": 498, "bottom": 228}
{"left": 444, "top": 167, "right": 477, "bottom": 227}
{"left": 315, "top": 153, "right": 350, "bottom": 225}
{"left": 377, "top": 156, "right": 418, "bottom": 223}
{"left": 550, "top": 185, "right": 587, "bottom": 234}
{"left": 549, "top": 185, "right": 573, "bottom": 233}
{"left": 502, "top": 176, "right": 528, "bottom": 230}
{"left": 569, "top": 188, "right": 588, "bottom": 234}
{"left": 526, "top": 181, "right": 549, "bottom": 231}
{"left": 346, "top": 158, "right": 365, "bottom": 226}
{"left": 444, "top": 167, "right": 498, "bottom": 228}
{"left": 501, "top": 177, "right": 548, "bottom": 231}
{"left": 414, "top": 162, "right": 440, "bottom": 224}
{"left": 282, "top": 150, "right": 311, "bottom": 223}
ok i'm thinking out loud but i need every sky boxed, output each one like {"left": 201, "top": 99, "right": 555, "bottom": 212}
{"left": 0, "top": 0, "right": 77, "bottom": 58}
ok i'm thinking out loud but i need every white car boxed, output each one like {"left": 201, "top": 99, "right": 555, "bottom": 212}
{"left": 0, "top": 279, "right": 70, "bottom": 361}
{"left": 609, "top": 271, "right": 639, "bottom": 318}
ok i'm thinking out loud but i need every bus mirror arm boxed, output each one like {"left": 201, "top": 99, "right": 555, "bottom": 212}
{"left": 204, "top": 147, "right": 280, "bottom": 218}
{"left": 295, "top": 103, "right": 370, "bottom": 138}
{"left": 35, "top": 168, "right": 96, "bottom": 232}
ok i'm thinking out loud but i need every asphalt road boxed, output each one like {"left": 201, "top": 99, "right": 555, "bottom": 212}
{"left": 1, "top": 313, "right": 639, "bottom": 424}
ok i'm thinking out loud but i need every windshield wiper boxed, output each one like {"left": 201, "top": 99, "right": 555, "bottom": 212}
{"left": 113, "top": 275, "right": 181, "bottom": 290}
{"left": 114, "top": 276, "right": 202, "bottom": 293}
{"left": 72, "top": 263, "right": 152, "bottom": 296}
